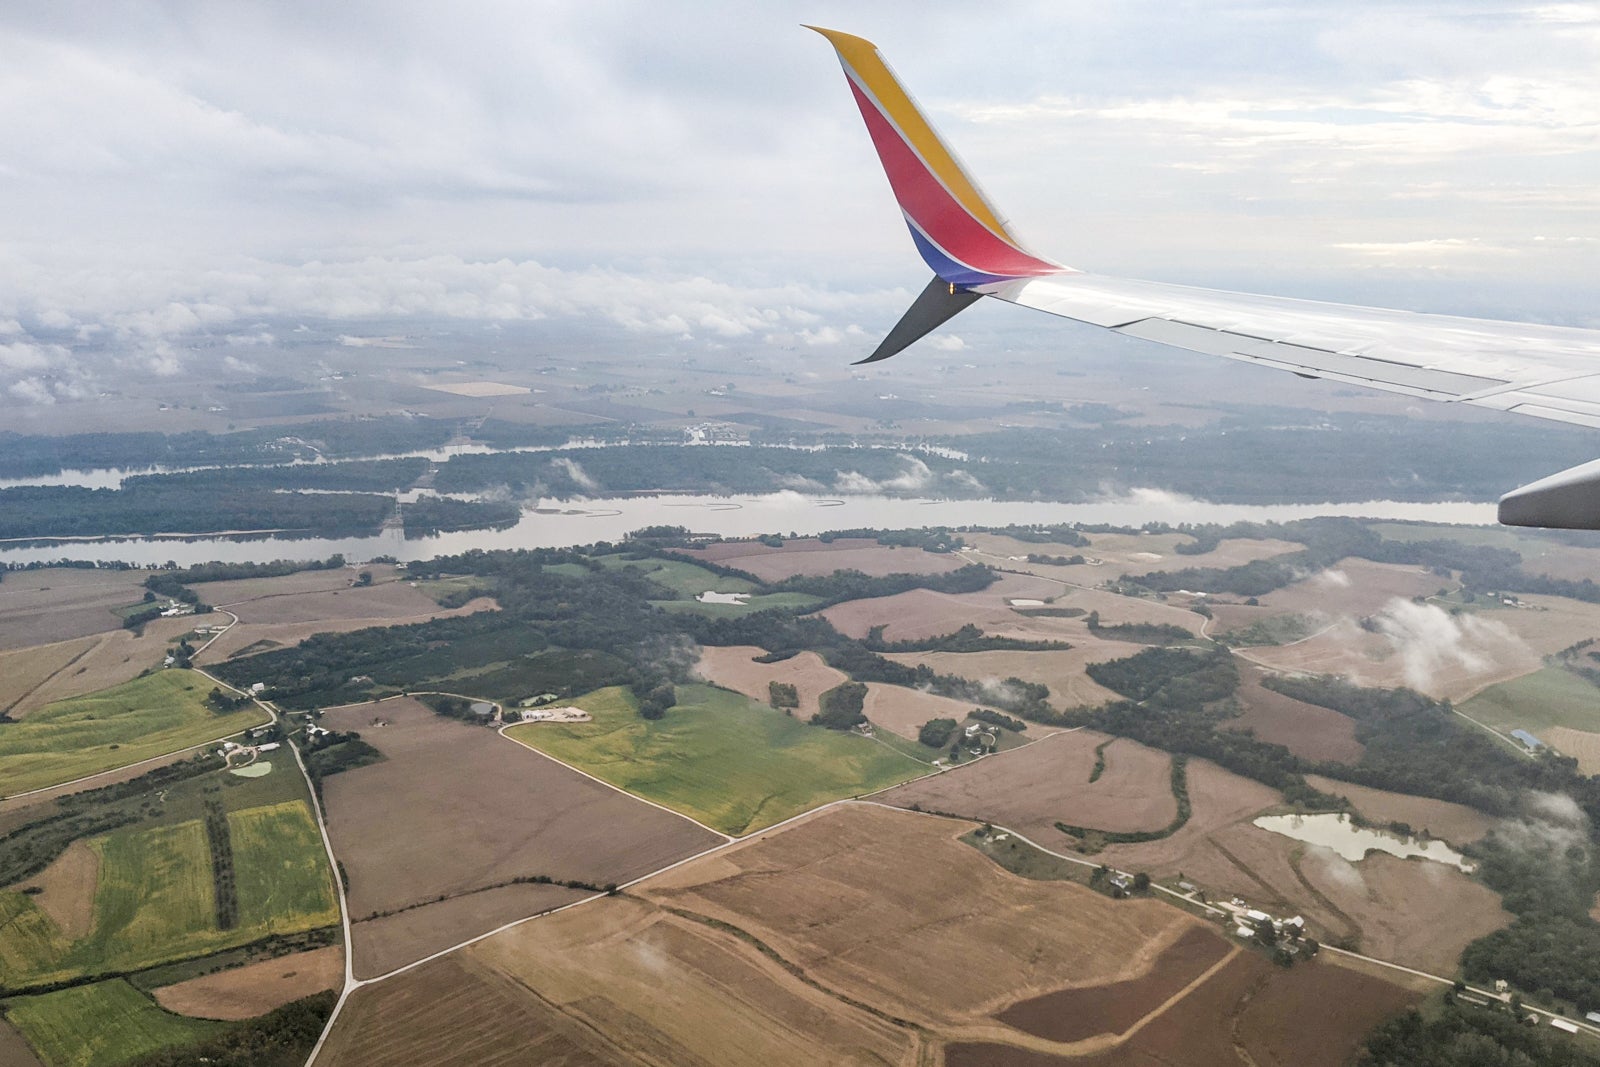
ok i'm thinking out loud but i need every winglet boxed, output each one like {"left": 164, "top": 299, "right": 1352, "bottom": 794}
{"left": 808, "top": 26, "right": 1068, "bottom": 290}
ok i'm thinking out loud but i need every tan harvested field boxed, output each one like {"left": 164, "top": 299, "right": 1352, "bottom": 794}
{"left": 640, "top": 804, "right": 1202, "bottom": 1029}
{"left": 319, "top": 697, "right": 721, "bottom": 978}
{"left": 196, "top": 598, "right": 495, "bottom": 664}
{"left": 1223, "top": 669, "right": 1364, "bottom": 764}
{"left": 152, "top": 946, "right": 342, "bottom": 1020}
{"left": 8, "top": 839, "right": 98, "bottom": 939}
{"left": 0, "top": 618, "right": 196, "bottom": 717}
{"left": 1549, "top": 726, "right": 1600, "bottom": 775}
{"left": 882, "top": 647, "right": 1125, "bottom": 709}
{"left": 0, "top": 567, "right": 149, "bottom": 650}
{"left": 693, "top": 645, "right": 846, "bottom": 719}
{"left": 1263, "top": 558, "right": 1446, "bottom": 619}
{"left": 468, "top": 895, "right": 917, "bottom": 1067}
{"left": 678, "top": 537, "right": 967, "bottom": 581}
{"left": 880, "top": 730, "right": 1176, "bottom": 836}
{"left": 351, "top": 883, "right": 587, "bottom": 979}
{"left": 861, "top": 683, "right": 1019, "bottom": 741}
{"left": 318, "top": 952, "right": 640, "bottom": 1067}
{"left": 197, "top": 564, "right": 403, "bottom": 604}
{"left": 209, "top": 572, "right": 482, "bottom": 626}
{"left": 1092, "top": 760, "right": 1281, "bottom": 871}
{"left": 963, "top": 531, "right": 1301, "bottom": 579}
{"left": 1305, "top": 775, "right": 1498, "bottom": 844}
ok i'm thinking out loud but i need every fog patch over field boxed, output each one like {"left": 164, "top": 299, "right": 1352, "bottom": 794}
{"left": 1303, "top": 845, "right": 1366, "bottom": 893}
{"left": 1314, "top": 569, "right": 1352, "bottom": 589}
{"left": 1371, "top": 598, "right": 1527, "bottom": 691}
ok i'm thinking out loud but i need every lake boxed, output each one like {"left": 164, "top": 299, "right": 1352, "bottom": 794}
{"left": 1252, "top": 812, "right": 1475, "bottom": 872}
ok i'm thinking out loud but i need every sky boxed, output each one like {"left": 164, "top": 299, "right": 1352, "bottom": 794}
{"left": 0, "top": 1, "right": 1596, "bottom": 407}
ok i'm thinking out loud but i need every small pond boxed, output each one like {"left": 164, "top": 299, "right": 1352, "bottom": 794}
{"left": 1252, "top": 812, "right": 1474, "bottom": 872}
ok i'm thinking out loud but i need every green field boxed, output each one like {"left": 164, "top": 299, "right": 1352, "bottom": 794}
{"left": 1461, "top": 666, "right": 1600, "bottom": 735}
{"left": 229, "top": 801, "right": 339, "bottom": 932}
{"left": 3, "top": 979, "right": 222, "bottom": 1067}
{"left": 649, "top": 591, "right": 823, "bottom": 618}
{"left": 597, "top": 556, "right": 756, "bottom": 598}
{"left": 0, "top": 671, "right": 268, "bottom": 796}
{"left": 0, "top": 801, "right": 338, "bottom": 988}
{"left": 507, "top": 684, "right": 925, "bottom": 835}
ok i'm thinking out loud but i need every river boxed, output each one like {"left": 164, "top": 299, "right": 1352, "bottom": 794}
{"left": 0, "top": 491, "right": 1497, "bottom": 569}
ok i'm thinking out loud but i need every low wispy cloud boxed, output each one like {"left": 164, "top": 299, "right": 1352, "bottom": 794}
{"left": 1371, "top": 597, "right": 1530, "bottom": 691}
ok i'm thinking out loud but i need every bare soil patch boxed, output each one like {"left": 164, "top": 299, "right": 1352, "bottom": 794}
{"left": 1236, "top": 955, "right": 1422, "bottom": 1067}
{"left": 319, "top": 697, "right": 720, "bottom": 978}
{"left": 8, "top": 839, "right": 98, "bottom": 939}
{"left": 469, "top": 895, "right": 915, "bottom": 1067}
{"left": 679, "top": 538, "right": 967, "bottom": 581}
{"left": 318, "top": 952, "right": 637, "bottom": 1067}
{"left": 152, "top": 946, "right": 342, "bottom": 1020}
{"left": 1305, "top": 775, "right": 1497, "bottom": 844}
{"left": 2, "top": 618, "right": 195, "bottom": 717}
{"left": 351, "top": 883, "right": 587, "bottom": 979}
{"left": 196, "top": 598, "right": 495, "bottom": 665}
{"left": 640, "top": 804, "right": 1201, "bottom": 1028}
{"left": 1223, "top": 668, "right": 1364, "bottom": 764}
{"left": 883, "top": 645, "right": 1127, "bottom": 710}
{"left": 0, "top": 1018, "right": 44, "bottom": 1067}
{"left": 694, "top": 645, "right": 846, "bottom": 720}
{"left": 0, "top": 567, "right": 149, "bottom": 651}
{"left": 996, "top": 926, "right": 1233, "bottom": 1041}
{"left": 1549, "top": 726, "right": 1600, "bottom": 775}
{"left": 879, "top": 730, "right": 1176, "bottom": 836}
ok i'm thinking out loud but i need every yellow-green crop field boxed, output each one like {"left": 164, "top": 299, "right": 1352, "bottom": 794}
{"left": 0, "top": 671, "right": 268, "bottom": 796}
{"left": 229, "top": 801, "right": 339, "bottom": 932}
{"left": 507, "top": 684, "right": 925, "bottom": 835}
{"left": 3, "top": 979, "right": 221, "bottom": 1067}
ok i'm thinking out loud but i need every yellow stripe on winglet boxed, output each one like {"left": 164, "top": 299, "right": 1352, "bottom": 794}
{"left": 807, "top": 26, "right": 1017, "bottom": 244}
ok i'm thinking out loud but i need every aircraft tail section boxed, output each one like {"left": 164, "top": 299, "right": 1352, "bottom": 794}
{"left": 808, "top": 26, "right": 1068, "bottom": 289}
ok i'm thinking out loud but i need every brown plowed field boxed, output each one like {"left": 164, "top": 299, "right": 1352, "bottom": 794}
{"left": 883, "top": 645, "right": 1126, "bottom": 709}
{"left": 319, "top": 697, "right": 721, "bottom": 978}
{"left": 1236, "top": 956, "right": 1423, "bottom": 1067}
{"left": 996, "top": 926, "right": 1234, "bottom": 1041}
{"left": 9, "top": 839, "right": 98, "bottom": 938}
{"left": 196, "top": 598, "right": 495, "bottom": 664}
{"left": 878, "top": 730, "right": 1177, "bottom": 836}
{"left": 0, "top": 567, "right": 149, "bottom": 650}
{"left": 317, "top": 952, "right": 639, "bottom": 1067}
{"left": 639, "top": 804, "right": 1200, "bottom": 1027}
{"left": 676, "top": 537, "right": 967, "bottom": 581}
{"left": 1, "top": 617, "right": 196, "bottom": 717}
{"left": 1304, "top": 775, "right": 1497, "bottom": 844}
{"left": 1549, "top": 726, "right": 1600, "bottom": 775}
{"left": 152, "top": 946, "right": 342, "bottom": 1020}
{"left": 351, "top": 883, "right": 587, "bottom": 979}
{"left": 1223, "top": 669, "right": 1364, "bottom": 764}
{"left": 694, "top": 645, "right": 846, "bottom": 720}
{"left": 0, "top": 1019, "right": 44, "bottom": 1067}
{"left": 861, "top": 683, "right": 1018, "bottom": 741}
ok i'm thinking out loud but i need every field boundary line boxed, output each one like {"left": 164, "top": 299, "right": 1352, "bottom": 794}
{"left": 497, "top": 724, "right": 735, "bottom": 842}
{"left": 2, "top": 721, "right": 268, "bottom": 803}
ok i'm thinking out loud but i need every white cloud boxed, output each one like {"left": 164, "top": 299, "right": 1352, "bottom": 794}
{"left": 1371, "top": 597, "right": 1529, "bottom": 691}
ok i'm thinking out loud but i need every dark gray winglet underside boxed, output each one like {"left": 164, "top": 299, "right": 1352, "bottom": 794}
{"left": 854, "top": 276, "right": 981, "bottom": 365}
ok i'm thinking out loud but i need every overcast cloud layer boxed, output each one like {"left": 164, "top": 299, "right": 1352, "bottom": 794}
{"left": 1, "top": 1, "right": 1595, "bottom": 406}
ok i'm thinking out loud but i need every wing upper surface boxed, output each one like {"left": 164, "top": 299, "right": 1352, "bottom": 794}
{"left": 978, "top": 273, "right": 1600, "bottom": 428}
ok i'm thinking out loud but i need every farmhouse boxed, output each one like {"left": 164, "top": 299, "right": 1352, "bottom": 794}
{"left": 1586, "top": 1011, "right": 1600, "bottom": 1025}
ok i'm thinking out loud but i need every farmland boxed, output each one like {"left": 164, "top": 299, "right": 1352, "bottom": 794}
{"left": 680, "top": 536, "right": 968, "bottom": 580}
{"left": 3, "top": 979, "right": 222, "bottom": 1067}
{"left": 506, "top": 684, "right": 926, "bottom": 835}
{"left": 694, "top": 645, "right": 847, "bottom": 720}
{"left": 318, "top": 695, "right": 720, "bottom": 978}
{"left": 228, "top": 801, "right": 339, "bottom": 932}
{"left": 881, "top": 729, "right": 1179, "bottom": 839}
{"left": 1304, "top": 775, "right": 1498, "bottom": 844}
{"left": 0, "top": 617, "right": 202, "bottom": 720}
{"left": 0, "top": 670, "right": 267, "bottom": 797}
{"left": 1223, "top": 667, "right": 1364, "bottom": 764}
{"left": 151, "top": 945, "right": 342, "bottom": 1020}
{"left": 1549, "top": 726, "right": 1600, "bottom": 774}
{"left": 882, "top": 646, "right": 1126, "bottom": 710}
{"left": 1462, "top": 665, "right": 1600, "bottom": 736}
{"left": 0, "top": 568, "right": 150, "bottom": 651}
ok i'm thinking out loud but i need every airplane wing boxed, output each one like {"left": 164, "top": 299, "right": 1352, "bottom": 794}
{"left": 809, "top": 27, "right": 1600, "bottom": 530}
